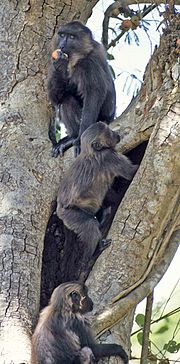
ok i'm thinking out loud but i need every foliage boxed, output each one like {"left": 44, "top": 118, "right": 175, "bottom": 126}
{"left": 131, "top": 278, "right": 180, "bottom": 363}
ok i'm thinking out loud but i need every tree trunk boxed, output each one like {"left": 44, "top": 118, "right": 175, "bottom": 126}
{"left": 0, "top": 1, "right": 179, "bottom": 364}
{"left": 87, "top": 11, "right": 180, "bottom": 362}
{"left": 0, "top": 1, "right": 98, "bottom": 363}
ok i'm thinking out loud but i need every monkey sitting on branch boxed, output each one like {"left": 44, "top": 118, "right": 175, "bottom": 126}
{"left": 31, "top": 282, "right": 128, "bottom": 364}
{"left": 48, "top": 21, "right": 116, "bottom": 157}
{"left": 56, "top": 122, "right": 138, "bottom": 270}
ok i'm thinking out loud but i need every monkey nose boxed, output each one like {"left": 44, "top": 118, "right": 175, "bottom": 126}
{"left": 89, "top": 300, "right": 94, "bottom": 311}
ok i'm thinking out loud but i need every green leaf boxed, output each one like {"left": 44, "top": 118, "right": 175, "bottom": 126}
{"left": 107, "top": 52, "right": 115, "bottom": 60}
{"left": 159, "top": 360, "right": 169, "bottom": 364}
{"left": 163, "top": 340, "right": 180, "bottom": 353}
{"left": 135, "top": 313, "right": 145, "bottom": 328}
{"left": 56, "top": 129, "right": 61, "bottom": 143}
{"left": 137, "top": 332, "right": 143, "bottom": 346}
{"left": 155, "top": 325, "right": 168, "bottom": 334}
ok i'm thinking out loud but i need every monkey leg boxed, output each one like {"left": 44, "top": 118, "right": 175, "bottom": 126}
{"left": 73, "top": 137, "right": 81, "bottom": 157}
{"left": 48, "top": 116, "right": 58, "bottom": 146}
{"left": 97, "top": 206, "right": 112, "bottom": 228}
{"left": 79, "top": 238, "right": 112, "bottom": 282}
{"left": 58, "top": 206, "right": 102, "bottom": 261}
{"left": 49, "top": 115, "right": 76, "bottom": 157}
{"left": 48, "top": 105, "right": 61, "bottom": 147}
{"left": 62, "top": 96, "right": 82, "bottom": 135}
{"left": 90, "top": 343, "right": 128, "bottom": 364}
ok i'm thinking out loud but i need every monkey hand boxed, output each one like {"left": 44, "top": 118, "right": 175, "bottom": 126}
{"left": 73, "top": 137, "right": 81, "bottom": 157}
{"left": 51, "top": 52, "right": 68, "bottom": 72}
{"left": 80, "top": 347, "right": 95, "bottom": 364}
{"left": 52, "top": 49, "right": 68, "bottom": 61}
{"left": 51, "top": 143, "right": 66, "bottom": 158}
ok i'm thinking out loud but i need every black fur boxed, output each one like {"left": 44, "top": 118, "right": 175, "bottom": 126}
{"left": 48, "top": 21, "right": 116, "bottom": 156}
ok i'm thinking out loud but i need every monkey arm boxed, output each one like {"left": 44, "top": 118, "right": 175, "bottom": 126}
{"left": 48, "top": 61, "right": 68, "bottom": 107}
{"left": 90, "top": 343, "right": 128, "bottom": 363}
{"left": 74, "top": 321, "right": 128, "bottom": 364}
{"left": 73, "top": 92, "right": 106, "bottom": 156}
{"left": 104, "top": 151, "right": 138, "bottom": 181}
{"left": 76, "top": 60, "right": 108, "bottom": 139}
{"left": 78, "top": 95, "right": 104, "bottom": 137}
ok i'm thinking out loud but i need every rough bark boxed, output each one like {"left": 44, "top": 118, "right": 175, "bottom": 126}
{"left": 0, "top": 1, "right": 179, "bottom": 364}
{"left": 86, "top": 12, "right": 180, "bottom": 359}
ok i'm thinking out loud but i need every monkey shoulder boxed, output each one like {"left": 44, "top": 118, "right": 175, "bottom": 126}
{"left": 100, "top": 149, "right": 118, "bottom": 167}
{"left": 73, "top": 50, "right": 110, "bottom": 89}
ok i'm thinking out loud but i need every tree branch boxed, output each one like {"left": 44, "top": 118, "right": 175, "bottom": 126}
{"left": 140, "top": 291, "right": 154, "bottom": 364}
{"left": 110, "top": 13, "right": 180, "bottom": 153}
{"left": 92, "top": 230, "right": 180, "bottom": 337}
{"left": 131, "top": 306, "right": 180, "bottom": 336}
{"left": 102, "top": 1, "right": 180, "bottom": 50}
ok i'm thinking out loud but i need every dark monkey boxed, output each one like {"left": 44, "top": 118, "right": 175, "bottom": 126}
{"left": 48, "top": 21, "right": 116, "bottom": 156}
{"left": 31, "top": 282, "right": 128, "bottom": 364}
{"left": 56, "top": 122, "right": 138, "bottom": 267}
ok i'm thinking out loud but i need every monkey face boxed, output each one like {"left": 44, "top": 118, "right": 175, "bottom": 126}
{"left": 79, "top": 293, "right": 94, "bottom": 314}
{"left": 81, "top": 122, "right": 120, "bottom": 153}
{"left": 56, "top": 22, "right": 93, "bottom": 56}
{"left": 51, "top": 283, "right": 93, "bottom": 315}
{"left": 70, "top": 289, "right": 93, "bottom": 314}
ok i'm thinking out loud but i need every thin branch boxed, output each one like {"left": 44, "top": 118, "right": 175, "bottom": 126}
{"left": 159, "top": 278, "right": 180, "bottom": 319}
{"left": 151, "top": 340, "right": 167, "bottom": 359}
{"left": 102, "top": 1, "right": 131, "bottom": 49}
{"left": 140, "top": 291, "right": 154, "bottom": 364}
{"left": 163, "top": 317, "right": 180, "bottom": 356}
{"left": 131, "top": 307, "right": 180, "bottom": 336}
{"left": 103, "top": 3, "right": 158, "bottom": 50}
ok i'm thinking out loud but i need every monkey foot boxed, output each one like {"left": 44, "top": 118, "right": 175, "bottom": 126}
{"left": 51, "top": 144, "right": 66, "bottom": 158}
{"left": 73, "top": 137, "right": 81, "bottom": 157}
{"left": 74, "top": 145, "right": 81, "bottom": 157}
{"left": 98, "top": 238, "right": 112, "bottom": 252}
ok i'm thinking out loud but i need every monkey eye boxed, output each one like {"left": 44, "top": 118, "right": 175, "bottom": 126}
{"left": 69, "top": 34, "right": 75, "bottom": 39}
{"left": 70, "top": 291, "right": 79, "bottom": 301}
{"left": 59, "top": 32, "right": 65, "bottom": 38}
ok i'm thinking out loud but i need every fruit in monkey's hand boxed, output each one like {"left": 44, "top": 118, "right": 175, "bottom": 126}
{"left": 51, "top": 49, "right": 68, "bottom": 60}
{"left": 52, "top": 49, "right": 61, "bottom": 60}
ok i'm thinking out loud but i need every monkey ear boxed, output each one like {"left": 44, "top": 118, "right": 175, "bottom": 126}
{"left": 91, "top": 141, "right": 104, "bottom": 151}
